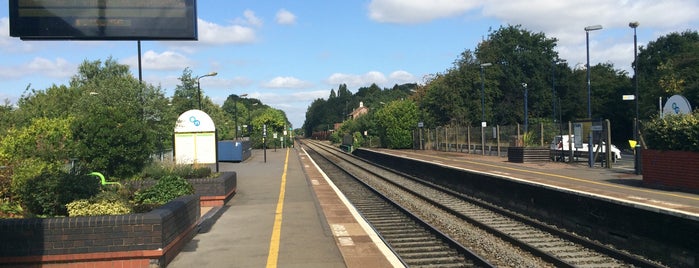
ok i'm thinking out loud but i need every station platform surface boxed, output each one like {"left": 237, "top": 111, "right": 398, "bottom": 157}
{"left": 168, "top": 145, "right": 400, "bottom": 268}
{"left": 369, "top": 148, "right": 699, "bottom": 218}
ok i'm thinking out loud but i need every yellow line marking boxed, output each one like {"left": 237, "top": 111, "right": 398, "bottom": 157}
{"left": 266, "top": 148, "right": 290, "bottom": 268}
{"left": 397, "top": 150, "right": 699, "bottom": 202}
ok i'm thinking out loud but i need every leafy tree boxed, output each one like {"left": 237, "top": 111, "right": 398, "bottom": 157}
{"left": 374, "top": 100, "right": 418, "bottom": 149}
{"left": 70, "top": 59, "right": 154, "bottom": 178}
{"left": 637, "top": 30, "right": 699, "bottom": 121}
{"left": 475, "top": 25, "right": 559, "bottom": 126}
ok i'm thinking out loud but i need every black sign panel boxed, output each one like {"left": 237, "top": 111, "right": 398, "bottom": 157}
{"left": 9, "top": 0, "right": 197, "bottom": 40}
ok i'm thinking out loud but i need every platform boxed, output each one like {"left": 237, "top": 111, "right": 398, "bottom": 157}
{"left": 168, "top": 145, "right": 401, "bottom": 268}
{"left": 370, "top": 148, "right": 699, "bottom": 217}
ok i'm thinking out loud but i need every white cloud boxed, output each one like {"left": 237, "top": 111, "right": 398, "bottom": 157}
{"left": 368, "top": 0, "right": 480, "bottom": 24}
{"left": 326, "top": 71, "right": 388, "bottom": 89}
{"left": 241, "top": 9, "right": 263, "bottom": 27}
{"left": 0, "top": 57, "right": 75, "bottom": 79}
{"left": 197, "top": 18, "right": 257, "bottom": 45}
{"left": 262, "top": 76, "right": 313, "bottom": 89}
{"left": 276, "top": 9, "right": 297, "bottom": 25}
{"left": 121, "top": 50, "right": 193, "bottom": 71}
{"left": 389, "top": 70, "right": 416, "bottom": 84}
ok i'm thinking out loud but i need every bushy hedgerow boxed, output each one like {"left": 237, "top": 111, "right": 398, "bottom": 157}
{"left": 133, "top": 175, "right": 193, "bottom": 207}
{"left": 643, "top": 111, "right": 699, "bottom": 151}
{"left": 140, "top": 162, "right": 212, "bottom": 180}
{"left": 66, "top": 190, "right": 132, "bottom": 216}
{"left": 19, "top": 165, "right": 100, "bottom": 217}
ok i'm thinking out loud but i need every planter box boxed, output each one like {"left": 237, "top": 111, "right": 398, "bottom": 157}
{"left": 507, "top": 147, "right": 551, "bottom": 163}
{"left": 642, "top": 149, "right": 699, "bottom": 191}
{"left": 0, "top": 172, "right": 237, "bottom": 267}
{"left": 0, "top": 195, "right": 199, "bottom": 267}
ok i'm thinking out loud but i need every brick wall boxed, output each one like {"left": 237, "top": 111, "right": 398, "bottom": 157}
{"left": 642, "top": 149, "right": 699, "bottom": 191}
{"left": 0, "top": 195, "right": 200, "bottom": 267}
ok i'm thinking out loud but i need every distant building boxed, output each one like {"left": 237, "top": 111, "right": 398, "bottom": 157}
{"left": 348, "top": 101, "right": 369, "bottom": 120}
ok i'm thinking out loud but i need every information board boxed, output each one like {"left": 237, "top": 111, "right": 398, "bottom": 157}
{"left": 9, "top": 0, "right": 197, "bottom": 40}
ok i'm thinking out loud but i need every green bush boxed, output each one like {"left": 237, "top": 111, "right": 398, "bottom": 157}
{"left": 644, "top": 112, "right": 699, "bottom": 151}
{"left": 66, "top": 190, "right": 132, "bottom": 216}
{"left": 140, "top": 162, "right": 212, "bottom": 180}
{"left": 133, "top": 175, "right": 193, "bottom": 206}
{"left": 19, "top": 166, "right": 101, "bottom": 217}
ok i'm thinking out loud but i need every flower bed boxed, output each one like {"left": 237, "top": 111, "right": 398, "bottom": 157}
{"left": 0, "top": 172, "right": 237, "bottom": 267}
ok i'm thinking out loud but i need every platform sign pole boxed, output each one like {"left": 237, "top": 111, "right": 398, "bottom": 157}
{"left": 263, "top": 124, "right": 267, "bottom": 163}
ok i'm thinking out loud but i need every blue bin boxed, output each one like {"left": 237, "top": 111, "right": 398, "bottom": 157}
{"left": 218, "top": 140, "right": 251, "bottom": 162}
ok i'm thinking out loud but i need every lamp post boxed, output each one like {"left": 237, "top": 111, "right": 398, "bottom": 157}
{"left": 552, "top": 59, "right": 566, "bottom": 124}
{"left": 585, "top": 24, "right": 602, "bottom": 167}
{"left": 196, "top": 72, "right": 218, "bottom": 110}
{"left": 235, "top": 93, "right": 248, "bottom": 139}
{"left": 522, "top": 83, "right": 528, "bottom": 133}
{"left": 629, "top": 21, "right": 640, "bottom": 174}
{"left": 480, "top": 63, "right": 492, "bottom": 155}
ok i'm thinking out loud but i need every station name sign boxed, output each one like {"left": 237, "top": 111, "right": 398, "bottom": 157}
{"left": 9, "top": 0, "right": 197, "bottom": 40}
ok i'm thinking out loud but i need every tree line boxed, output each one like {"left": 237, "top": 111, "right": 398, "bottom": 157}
{"left": 0, "top": 58, "right": 291, "bottom": 180}
{"left": 304, "top": 25, "right": 699, "bottom": 149}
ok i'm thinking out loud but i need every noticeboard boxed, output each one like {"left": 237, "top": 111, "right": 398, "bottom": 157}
{"left": 9, "top": 0, "right": 197, "bottom": 40}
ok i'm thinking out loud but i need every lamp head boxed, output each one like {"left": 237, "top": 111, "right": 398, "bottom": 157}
{"left": 480, "top": 63, "right": 492, "bottom": 67}
{"left": 629, "top": 21, "right": 639, "bottom": 28}
{"left": 584, "top": 25, "right": 603, "bottom": 31}
{"left": 522, "top": 83, "right": 527, "bottom": 88}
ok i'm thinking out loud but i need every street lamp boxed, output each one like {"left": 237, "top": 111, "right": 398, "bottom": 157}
{"left": 629, "top": 21, "right": 640, "bottom": 174}
{"left": 480, "top": 62, "right": 492, "bottom": 155}
{"left": 235, "top": 93, "right": 248, "bottom": 139}
{"left": 585, "top": 24, "right": 602, "bottom": 167}
{"left": 522, "top": 83, "right": 528, "bottom": 133}
{"left": 196, "top": 72, "right": 218, "bottom": 110}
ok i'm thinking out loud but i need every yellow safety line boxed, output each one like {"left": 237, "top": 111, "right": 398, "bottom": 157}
{"left": 396, "top": 150, "right": 699, "bottom": 202}
{"left": 266, "top": 148, "right": 290, "bottom": 268}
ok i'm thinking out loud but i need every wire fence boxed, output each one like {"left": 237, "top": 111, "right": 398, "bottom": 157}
{"left": 414, "top": 122, "right": 568, "bottom": 157}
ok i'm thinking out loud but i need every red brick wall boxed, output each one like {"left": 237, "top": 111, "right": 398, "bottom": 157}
{"left": 642, "top": 149, "right": 699, "bottom": 191}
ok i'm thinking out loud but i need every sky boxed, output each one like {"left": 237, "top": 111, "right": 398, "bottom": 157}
{"left": 1, "top": 1, "right": 698, "bottom": 129}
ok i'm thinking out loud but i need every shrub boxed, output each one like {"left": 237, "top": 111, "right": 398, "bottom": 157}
{"left": 643, "top": 112, "right": 699, "bottom": 151}
{"left": 19, "top": 166, "right": 101, "bottom": 216}
{"left": 134, "top": 175, "right": 193, "bottom": 207}
{"left": 66, "top": 190, "right": 132, "bottom": 216}
{"left": 140, "top": 162, "right": 212, "bottom": 180}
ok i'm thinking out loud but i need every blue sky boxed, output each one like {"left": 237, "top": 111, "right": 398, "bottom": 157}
{"left": 2, "top": 1, "right": 699, "bottom": 129}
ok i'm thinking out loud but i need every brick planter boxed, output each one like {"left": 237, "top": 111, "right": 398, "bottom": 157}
{"left": 642, "top": 149, "right": 699, "bottom": 191}
{"left": 0, "top": 172, "right": 237, "bottom": 267}
{"left": 507, "top": 147, "right": 551, "bottom": 163}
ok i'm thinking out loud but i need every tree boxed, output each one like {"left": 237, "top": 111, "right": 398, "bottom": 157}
{"left": 70, "top": 59, "right": 154, "bottom": 178}
{"left": 374, "top": 100, "right": 418, "bottom": 149}
{"left": 475, "top": 25, "right": 559, "bottom": 126}
{"left": 637, "top": 30, "right": 699, "bottom": 120}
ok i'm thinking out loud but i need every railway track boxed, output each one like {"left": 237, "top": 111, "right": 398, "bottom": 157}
{"left": 302, "top": 140, "right": 665, "bottom": 267}
{"left": 303, "top": 142, "right": 493, "bottom": 267}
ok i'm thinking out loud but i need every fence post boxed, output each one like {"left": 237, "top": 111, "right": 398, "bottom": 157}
{"left": 467, "top": 126, "right": 471, "bottom": 154}
{"left": 497, "top": 125, "right": 501, "bottom": 157}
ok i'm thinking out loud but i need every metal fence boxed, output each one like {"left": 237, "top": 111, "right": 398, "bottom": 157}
{"left": 415, "top": 122, "right": 566, "bottom": 157}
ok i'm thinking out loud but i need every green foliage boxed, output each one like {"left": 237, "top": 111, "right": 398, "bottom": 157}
{"left": 375, "top": 100, "right": 419, "bottom": 149}
{"left": 133, "top": 175, "right": 194, "bottom": 206}
{"left": 0, "top": 117, "right": 75, "bottom": 164}
{"left": 70, "top": 59, "right": 155, "bottom": 178}
{"left": 644, "top": 112, "right": 699, "bottom": 151}
{"left": 0, "top": 199, "right": 23, "bottom": 218}
{"left": 19, "top": 167, "right": 100, "bottom": 217}
{"left": 10, "top": 158, "right": 63, "bottom": 200}
{"left": 66, "top": 190, "right": 132, "bottom": 216}
{"left": 140, "top": 162, "right": 212, "bottom": 180}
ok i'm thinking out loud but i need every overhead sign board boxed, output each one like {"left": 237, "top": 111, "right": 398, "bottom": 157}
{"left": 9, "top": 0, "right": 197, "bottom": 40}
